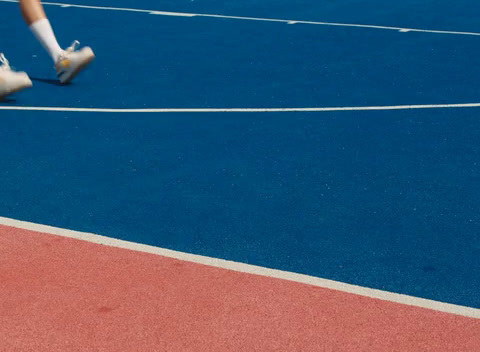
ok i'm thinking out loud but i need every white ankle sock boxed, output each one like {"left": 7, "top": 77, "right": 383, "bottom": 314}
{"left": 29, "top": 18, "right": 63, "bottom": 63}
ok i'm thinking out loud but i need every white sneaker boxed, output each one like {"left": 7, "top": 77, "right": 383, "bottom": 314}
{"left": 0, "top": 53, "right": 32, "bottom": 100}
{"left": 55, "top": 41, "right": 95, "bottom": 84}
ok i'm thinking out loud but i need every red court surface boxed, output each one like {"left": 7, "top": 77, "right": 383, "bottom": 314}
{"left": 1, "top": 224, "right": 479, "bottom": 351}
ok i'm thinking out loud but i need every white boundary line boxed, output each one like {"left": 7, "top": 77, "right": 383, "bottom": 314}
{"left": 2, "top": 102, "right": 480, "bottom": 113}
{"left": 1, "top": 0, "right": 480, "bottom": 37}
{"left": 0, "top": 215, "right": 478, "bottom": 319}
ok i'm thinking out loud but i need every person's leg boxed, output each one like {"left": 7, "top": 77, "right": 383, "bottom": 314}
{"left": 19, "top": 0, "right": 95, "bottom": 84}
{"left": 20, "top": 0, "right": 63, "bottom": 63}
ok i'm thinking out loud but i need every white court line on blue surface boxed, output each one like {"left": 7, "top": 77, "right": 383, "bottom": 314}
{"left": 0, "top": 215, "right": 478, "bottom": 318}
{"left": 2, "top": 102, "right": 480, "bottom": 113}
{"left": 1, "top": 0, "right": 480, "bottom": 37}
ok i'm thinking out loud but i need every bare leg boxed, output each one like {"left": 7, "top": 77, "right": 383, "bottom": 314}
{"left": 19, "top": 0, "right": 46, "bottom": 25}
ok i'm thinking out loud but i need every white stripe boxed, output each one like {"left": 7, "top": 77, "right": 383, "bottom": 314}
{"left": 2, "top": 102, "right": 480, "bottom": 113}
{"left": 149, "top": 11, "right": 196, "bottom": 17}
{"left": 0, "top": 215, "right": 478, "bottom": 319}
{"left": 1, "top": 0, "right": 480, "bottom": 37}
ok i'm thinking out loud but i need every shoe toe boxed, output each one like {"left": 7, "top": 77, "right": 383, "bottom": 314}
{"left": 14, "top": 72, "right": 33, "bottom": 88}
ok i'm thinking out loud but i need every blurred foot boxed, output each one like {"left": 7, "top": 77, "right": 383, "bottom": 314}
{"left": 55, "top": 41, "right": 95, "bottom": 84}
{"left": 0, "top": 53, "right": 32, "bottom": 100}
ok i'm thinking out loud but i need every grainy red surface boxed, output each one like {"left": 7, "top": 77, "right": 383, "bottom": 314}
{"left": 0, "top": 224, "right": 479, "bottom": 351}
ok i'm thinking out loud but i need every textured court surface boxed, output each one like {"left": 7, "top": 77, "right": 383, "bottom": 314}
{"left": 1, "top": 0, "right": 480, "bottom": 350}
{"left": 1, "top": 224, "right": 479, "bottom": 351}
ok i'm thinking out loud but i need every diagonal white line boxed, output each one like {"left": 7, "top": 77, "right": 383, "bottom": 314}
{"left": 0, "top": 215, "right": 479, "bottom": 319}
{"left": 1, "top": 0, "right": 480, "bottom": 37}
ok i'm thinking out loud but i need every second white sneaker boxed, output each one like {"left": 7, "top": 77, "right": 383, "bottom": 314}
{"left": 0, "top": 53, "right": 32, "bottom": 100}
{"left": 55, "top": 40, "right": 95, "bottom": 84}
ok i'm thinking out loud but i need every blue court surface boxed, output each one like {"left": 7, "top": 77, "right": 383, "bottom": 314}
{"left": 1, "top": 0, "right": 480, "bottom": 309}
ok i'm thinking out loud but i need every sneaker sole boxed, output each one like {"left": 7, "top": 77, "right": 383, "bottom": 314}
{"left": 60, "top": 50, "right": 95, "bottom": 84}
{"left": 0, "top": 81, "right": 33, "bottom": 100}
